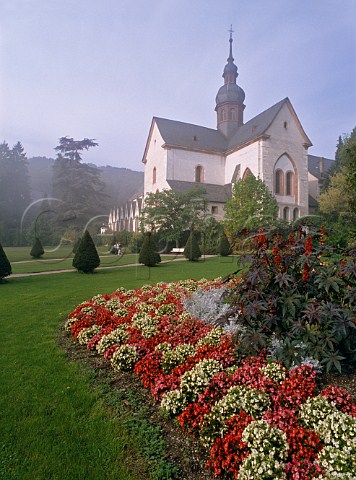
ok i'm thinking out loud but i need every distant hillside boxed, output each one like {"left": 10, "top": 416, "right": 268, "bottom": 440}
{"left": 27, "top": 156, "right": 144, "bottom": 209}
{"left": 99, "top": 165, "right": 143, "bottom": 207}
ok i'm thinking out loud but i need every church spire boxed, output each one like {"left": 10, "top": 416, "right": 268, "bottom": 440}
{"left": 215, "top": 27, "right": 245, "bottom": 136}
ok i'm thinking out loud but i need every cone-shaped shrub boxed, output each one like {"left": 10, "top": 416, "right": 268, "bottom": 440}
{"left": 138, "top": 232, "right": 161, "bottom": 267}
{"left": 0, "top": 242, "right": 12, "bottom": 282}
{"left": 72, "top": 230, "right": 100, "bottom": 273}
{"left": 219, "top": 231, "right": 231, "bottom": 256}
{"left": 184, "top": 230, "right": 201, "bottom": 261}
{"left": 30, "top": 237, "right": 44, "bottom": 258}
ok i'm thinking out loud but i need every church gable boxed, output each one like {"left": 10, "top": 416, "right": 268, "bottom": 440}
{"left": 264, "top": 98, "right": 312, "bottom": 149}
{"left": 143, "top": 120, "right": 170, "bottom": 196}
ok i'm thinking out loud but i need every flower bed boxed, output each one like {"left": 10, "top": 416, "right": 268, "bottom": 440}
{"left": 65, "top": 278, "right": 356, "bottom": 479}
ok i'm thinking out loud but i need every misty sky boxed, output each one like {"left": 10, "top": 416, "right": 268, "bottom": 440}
{"left": 1, "top": 0, "right": 355, "bottom": 171}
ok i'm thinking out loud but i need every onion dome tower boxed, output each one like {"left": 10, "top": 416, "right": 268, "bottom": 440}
{"left": 215, "top": 27, "right": 245, "bottom": 137}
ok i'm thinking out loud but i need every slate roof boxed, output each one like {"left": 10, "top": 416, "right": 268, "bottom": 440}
{"left": 154, "top": 118, "right": 227, "bottom": 153}
{"left": 166, "top": 180, "right": 232, "bottom": 203}
{"left": 308, "top": 154, "right": 335, "bottom": 179}
{"left": 152, "top": 97, "right": 312, "bottom": 156}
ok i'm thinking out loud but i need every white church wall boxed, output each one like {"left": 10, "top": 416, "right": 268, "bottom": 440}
{"left": 225, "top": 142, "right": 260, "bottom": 184}
{"left": 144, "top": 123, "right": 170, "bottom": 195}
{"left": 262, "top": 102, "right": 309, "bottom": 217}
{"left": 167, "top": 149, "right": 225, "bottom": 185}
{"left": 308, "top": 172, "right": 320, "bottom": 200}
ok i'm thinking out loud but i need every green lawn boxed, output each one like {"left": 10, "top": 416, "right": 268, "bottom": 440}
{"left": 0, "top": 257, "right": 237, "bottom": 480}
{"left": 5, "top": 245, "right": 178, "bottom": 274}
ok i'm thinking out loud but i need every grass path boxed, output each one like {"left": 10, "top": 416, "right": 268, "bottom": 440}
{"left": 0, "top": 257, "right": 236, "bottom": 480}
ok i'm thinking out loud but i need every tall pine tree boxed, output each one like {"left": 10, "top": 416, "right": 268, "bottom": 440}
{"left": 0, "top": 141, "right": 31, "bottom": 245}
{"left": 52, "top": 137, "right": 106, "bottom": 230}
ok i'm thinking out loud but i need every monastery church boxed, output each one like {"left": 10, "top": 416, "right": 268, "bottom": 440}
{"left": 108, "top": 32, "right": 333, "bottom": 233}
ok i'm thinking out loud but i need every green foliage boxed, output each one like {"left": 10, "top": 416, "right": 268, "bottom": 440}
{"left": 30, "top": 237, "right": 44, "bottom": 258}
{"left": 0, "top": 141, "right": 31, "bottom": 245}
{"left": 223, "top": 175, "right": 278, "bottom": 242}
{"left": 0, "top": 241, "right": 12, "bottom": 281}
{"left": 200, "top": 217, "right": 224, "bottom": 254}
{"left": 226, "top": 226, "right": 356, "bottom": 374}
{"left": 52, "top": 137, "right": 106, "bottom": 230}
{"left": 138, "top": 232, "right": 161, "bottom": 266}
{"left": 184, "top": 230, "right": 201, "bottom": 262}
{"left": 72, "top": 230, "right": 100, "bottom": 273}
{"left": 140, "top": 188, "right": 207, "bottom": 247}
{"left": 219, "top": 231, "right": 231, "bottom": 256}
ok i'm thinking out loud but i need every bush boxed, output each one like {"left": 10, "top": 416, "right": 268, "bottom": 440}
{"left": 0, "top": 242, "right": 11, "bottom": 282}
{"left": 30, "top": 237, "right": 44, "bottom": 258}
{"left": 219, "top": 232, "right": 231, "bottom": 256}
{"left": 138, "top": 232, "right": 161, "bottom": 266}
{"left": 226, "top": 226, "right": 356, "bottom": 374}
{"left": 184, "top": 230, "right": 201, "bottom": 262}
{"left": 72, "top": 230, "right": 100, "bottom": 273}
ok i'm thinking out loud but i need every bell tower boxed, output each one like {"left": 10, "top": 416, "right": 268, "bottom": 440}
{"left": 215, "top": 27, "right": 245, "bottom": 137}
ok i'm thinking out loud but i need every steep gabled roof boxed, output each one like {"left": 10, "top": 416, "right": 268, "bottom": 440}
{"left": 143, "top": 98, "right": 313, "bottom": 161}
{"left": 227, "top": 97, "right": 312, "bottom": 151}
{"left": 154, "top": 117, "right": 227, "bottom": 153}
{"left": 166, "top": 180, "right": 232, "bottom": 203}
{"left": 308, "top": 154, "right": 335, "bottom": 179}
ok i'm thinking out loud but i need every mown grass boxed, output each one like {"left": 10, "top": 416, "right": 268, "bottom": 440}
{"left": 0, "top": 256, "right": 237, "bottom": 480}
{"left": 5, "top": 245, "right": 176, "bottom": 274}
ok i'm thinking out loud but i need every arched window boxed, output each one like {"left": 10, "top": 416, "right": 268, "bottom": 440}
{"left": 222, "top": 109, "right": 227, "bottom": 121}
{"left": 275, "top": 169, "right": 283, "bottom": 195}
{"left": 242, "top": 168, "right": 253, "bottom": 181}
{"left": 283, "top": 207, "right": 289, "bottom": 221}
{"left": 195, "top": 165, "right": 203, "bottom": 183}
{"left": 152, "top": 167, "right": 156, "bottom": 184}
{"left": 230, "top": 108, "right": 235, "bottom": 120}
{"left": 286, "top": 171, "right": 294, "bottom": 195}
{"left": 293, "top": 207, "right": 299, "bottom": 221}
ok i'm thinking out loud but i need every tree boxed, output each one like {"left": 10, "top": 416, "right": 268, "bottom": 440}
{"left": 30, "top": 237, "right": 44, "bottom": 258}
{"left": 72, "top": 230, "right": 100, "bottom": 273}
{"left": 223, "top": 175, "right": 278, "bottom": 240}
{"left": 184, "top": 230, "right": 201, "bottom": 261}
{"left": 321, "top": 127, "right": 356, "bottom": 192}
{"left": 138, "top": 232, "right": 161, "bottom": 266}
{"left": 318, "top": 131, "right": 356, "bottom": 246}
{"left": 52, "top": 137, "right": 106, "bottom": 229}
{"left": 219, "top": 231, "right": 231, "bottom": 256}
{"left": 200, "top": 216, "right": 224, "bottom": 254}
{"left": 140, "top": 188, "right": 207, "bottom": 248}
{"left": 0, "top": 242, "right": 12, "bottom": 282}
{"left": 0, "top": 141, "right": 31, "bottom": 245}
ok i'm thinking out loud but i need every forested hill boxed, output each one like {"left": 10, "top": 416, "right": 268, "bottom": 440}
{"left": 27, "top": 156, "right": 144, "bottom": 208}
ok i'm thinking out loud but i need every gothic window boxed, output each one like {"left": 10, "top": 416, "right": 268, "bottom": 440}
{"left": 275, "top": 169, "right": 283, "bottom": 195}
{"left": 195, "top": 165, "right": 203, "bottom": 183}
{"left": 286, "top": 171, "right": 294, "bottom": 195}
{"left": 283, "top": 206, "right": 289, "bottom": 221}
{"left": 152, "top": 167, "right": 156, "bottom": 184}
{"left": 230, "top": 108, "right": 235, "bottom": 120}
{"left": 242, "top": 168, "right": 253, "bottom": 181}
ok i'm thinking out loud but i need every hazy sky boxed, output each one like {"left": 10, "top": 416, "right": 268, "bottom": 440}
{"left": 1, "top": 0, "right": 355, "bottom": 171}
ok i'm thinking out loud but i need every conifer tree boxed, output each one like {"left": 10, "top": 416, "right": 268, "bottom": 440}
{"left": 219, "top": 231, "right": 231, "bottom": 256}
{"left": 30, "top": 237, "right": 44, "bottom": 258}
{"left": 0, "top": 242, "right": 12, "bottom": 282}
{"left": 184, "top": 230, "right": 201, "bottom": 261}
{"left": 138, "top": 232, "right": 161, "bottom": 267}
{"left": 72, "top": 230, "right": 100, "bottom": 273}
